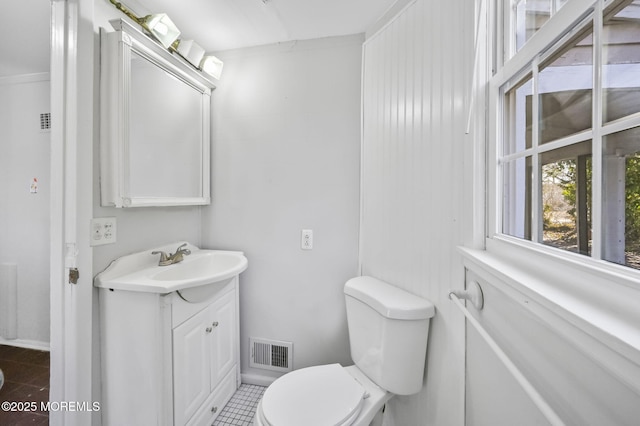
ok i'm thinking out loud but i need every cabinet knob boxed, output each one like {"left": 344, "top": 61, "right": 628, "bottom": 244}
{"left": 212, "top": 321, "right": 219, "bottom": 327}
{"left": 211, "top": 406, "right": 218, "bottom": 413}
{"left": 205, "top": 327, "right": 213, "bottom": 333}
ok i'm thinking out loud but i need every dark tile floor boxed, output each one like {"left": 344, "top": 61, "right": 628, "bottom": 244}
{"left": 0, "top": 344, "right": 50, "bottom": 425}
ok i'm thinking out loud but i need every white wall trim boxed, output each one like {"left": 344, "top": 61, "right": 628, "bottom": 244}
{"left": 49, "top": 3, "right": 67, "bottom": 423}
{"left": 240, "top": 373, "right": 277, "bottom": 387}
{"left": 0, "top": 338, "right": 50, "bottom": 352}
{"left": 0, "top": 73, "right": 50, "bottom": 86}
{"left": 50, "top": 1, "right": 95, "bottom": 425}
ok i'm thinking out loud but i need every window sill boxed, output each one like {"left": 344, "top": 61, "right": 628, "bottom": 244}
{"left": 459, "top": 237, "right": 640, "bottom": 394}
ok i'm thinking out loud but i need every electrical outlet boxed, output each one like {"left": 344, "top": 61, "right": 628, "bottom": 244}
{"left": 91, "top": 217, "right": 117, "bottom": 246}
{"left": 301, "top": 229, "right": 313, "bottom": 250}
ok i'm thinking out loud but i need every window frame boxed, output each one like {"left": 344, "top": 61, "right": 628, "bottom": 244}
{"left": 489, "top": 0, "right": 640, "bottom": 265}
{"left": 499, "top": 17, "right": 596, "bottom": 250}
{"left": 478, "top": 0, "right": 640, "bottom": 378}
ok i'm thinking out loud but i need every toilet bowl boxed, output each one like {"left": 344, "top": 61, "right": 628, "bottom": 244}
{"left": 254, "top": 364, "right": 391, "bottom": 426}
{"left": 254, "top": 276, "right": 435, "bottom": 426}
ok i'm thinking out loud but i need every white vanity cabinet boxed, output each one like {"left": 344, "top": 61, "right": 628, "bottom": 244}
{"left": 95, "top": 244, "right": 247, "bottom": 426}
{"left": 173, "top": 288, "right": 237, "bottom": 425}
{"left": 98, "top": 279, "right": 240, "bottom": 426}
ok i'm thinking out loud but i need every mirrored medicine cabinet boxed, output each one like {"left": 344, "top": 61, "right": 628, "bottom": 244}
{"left": 100, "top": 19, "right": 216, "bottom": 207}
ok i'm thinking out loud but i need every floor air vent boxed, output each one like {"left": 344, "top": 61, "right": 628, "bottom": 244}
{"left": 250, "top": 338, "right": 293, "bottom": 372}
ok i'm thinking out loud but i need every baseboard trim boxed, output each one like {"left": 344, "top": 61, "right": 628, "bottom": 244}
{"left": 241, "top": 373, "right": 277, "bottom": 387}
{"left": 0, "top": 337, "right": 50, "bottom": 351}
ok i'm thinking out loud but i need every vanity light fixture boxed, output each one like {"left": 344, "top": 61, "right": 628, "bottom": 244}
{"left": 173, "top": 41, "right": 224, "bottom": 80}
{"left": 108, "top": 0, "right": 223, "bottom": 79}
{"left": 173, "top": 39, "right": 206, "bottom": 68}
{"left": 200, "top": 55, "right": 224, "bottom": 80}
{"left": 140, "top": 13, "right": 180, "bottom": 49}
{"left": 108, "top": 0, "right": 180, "bottom": 49}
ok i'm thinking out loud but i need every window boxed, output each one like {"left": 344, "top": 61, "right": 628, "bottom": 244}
{"left": 513, "top": 0, "right": 569, "bottom": 52}
{"left": 474, "top": 0, "right": 640, "bottom": 386}
{"left": 496, "top": 0, "right": 640, "bottom": 270}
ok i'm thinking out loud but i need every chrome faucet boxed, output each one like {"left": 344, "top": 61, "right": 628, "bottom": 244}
{"left": 152, "top": 243, "right": 191, "bottom": 266}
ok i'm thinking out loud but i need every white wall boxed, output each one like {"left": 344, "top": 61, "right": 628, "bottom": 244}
{"left": 0, "top": 74, "right": 50, "bottom": 348}
{"left": 361, "top": 0, "right": 471, "bottom": 425}
{"left": 202, "top": 35, "right": 363, "bottom": 381}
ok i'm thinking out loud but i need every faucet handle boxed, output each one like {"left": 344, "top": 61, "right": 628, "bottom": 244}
{"left": 152, "top": 250, "right": 171, "bottom": 266}
{"left": 174, "top": 243, "right": 191, "bottom": 256}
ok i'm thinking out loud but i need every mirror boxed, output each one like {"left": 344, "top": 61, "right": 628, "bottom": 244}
{"left": 100, "top": 19, "right": 215, "bottom": 207}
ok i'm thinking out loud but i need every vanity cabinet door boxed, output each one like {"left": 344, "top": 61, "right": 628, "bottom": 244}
{"left": 173, "top": 287, "right": 238, "bottom": 425}
{"left": 209, "top": 289, "right": 237, "bottom": 387}
{"left": 173, "top": 307, "right": 211, "bottom": 425}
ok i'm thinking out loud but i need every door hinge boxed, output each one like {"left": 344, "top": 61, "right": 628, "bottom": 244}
{"left": 69, "top": 267, "right": 79, "bottom": 284}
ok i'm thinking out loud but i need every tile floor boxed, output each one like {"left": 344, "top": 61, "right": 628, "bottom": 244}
{"left": 213, "top": 383, "right": 266, "bottom": 426}
{"left": 0, "top": 344, "right": 50, "bottom": 425}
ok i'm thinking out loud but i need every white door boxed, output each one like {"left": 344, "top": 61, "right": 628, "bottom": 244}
{"left": 50, "top": 1, "right": 94, "bottom": 425}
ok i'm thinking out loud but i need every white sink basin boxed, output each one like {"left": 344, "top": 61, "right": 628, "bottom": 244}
{"left": 152, "top": 251, "right": 246, "bottom": 283}
{"left": 94, "top": 243, "right": 248, "bottom": 296}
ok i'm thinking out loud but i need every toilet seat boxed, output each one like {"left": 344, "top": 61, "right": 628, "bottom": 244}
{"left": 259, "top": 364, "right": 366, "bottom": 426}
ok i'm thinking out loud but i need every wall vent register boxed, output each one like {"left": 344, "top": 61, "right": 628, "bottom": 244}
{"left": 250, "top": 338, "right": 293, "bottom": 373}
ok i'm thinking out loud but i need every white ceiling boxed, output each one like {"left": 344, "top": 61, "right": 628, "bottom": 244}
{"left": 134, "top": 0, "right": 397, "bottom": 52}
{"left": 0, "top": 0, "right": 50, "bottom": 77}
{"left": 0, "top": 0, "right": 396, "bottom": 77}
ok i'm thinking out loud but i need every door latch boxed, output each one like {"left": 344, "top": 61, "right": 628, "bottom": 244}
{"left": 69, "top": 268, "right": 79, "bottom": 284}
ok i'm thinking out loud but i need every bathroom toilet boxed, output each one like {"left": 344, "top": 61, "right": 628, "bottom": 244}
{"left": 254, "top": 276, "right": 435, "bottom": 426}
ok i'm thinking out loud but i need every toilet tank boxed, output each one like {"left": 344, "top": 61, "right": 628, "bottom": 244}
{"left": 344, "top": 276, "right": 435, "bottom": 395}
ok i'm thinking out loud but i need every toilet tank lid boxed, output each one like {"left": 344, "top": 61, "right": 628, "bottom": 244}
{"left": 344, "top": 276, "right": 435, "bottom": 320}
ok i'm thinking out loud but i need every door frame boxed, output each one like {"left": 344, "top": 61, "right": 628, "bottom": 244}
{"left": 50, "top": 0, "right": 94, "bottom": 424}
